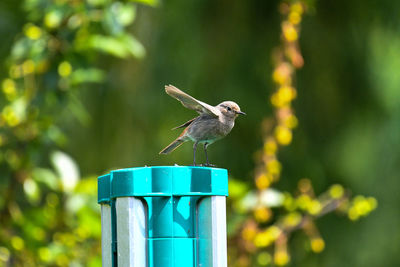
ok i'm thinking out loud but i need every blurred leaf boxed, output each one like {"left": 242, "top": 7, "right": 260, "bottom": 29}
{"left": 77, "top": 207, "right": 101, "bottom": 236}
{"left": 71, "top": 68, "right": 105, "bottom": 85}
{"left": 50, "top": 151, "right": 80, "bottom": 192}
{"left": 0, "top": 0, "right": 151, "bottom": 265}
{"left": 66, "top": 194, "right": 85, "bottom": 213}
{"left": 30, "top": 38, "right": 47, "bottom": 58}
{"left": 239, "top": 191, "right": 258, "bottom": 212}
{"left": 11, "top": 38, "right": 30, "bottom": 60}
{"left": 47, "top": 125, "right": 67, "bottom": 146}
{"left": 368, "top": 27, "right": 400, "bottom": 112}
{"left": 86, "top": 35, "right": 129, "bottom": 57}
{"left": 88, "top": 256, "right": 102, "bottom": 267}
{"left": 228, "top": 178, "right": 249, "bottom": 198}
{"left": 259, "top": 189, "right": 284, "bottom": 207}
{"left": 86, "top": 34, "right": 145, "bottom": 58}
{"left": 32, "top": 168, "right": 59, "bottom": 190}
{"left": 87, "top": 0, "right": 109, "bottom": 7}
{"left": 116, "top": 4, "right": 136, "bottom": 26}
{"left": 103, "top": 3, "right": 136, "bottom": 34}
{"left": 68, "top": 94, "right": 91, "bottom": 125}
{"left": 130, "top": 0, "right": 159, "bottom": 7}
{"left": 44, "top": 9, "right": 63, "bottom": 29}
{"left": 121, "top": 34, "right": 146, "bottom": 58}
{"left": 23, "top": 178, "right": 41, "bottom": 204}
{"left": 0, "top": 247, "right": 10, "bottom": 263}
{"left": 75, "top": 176, "right": 97, "bottom": 195}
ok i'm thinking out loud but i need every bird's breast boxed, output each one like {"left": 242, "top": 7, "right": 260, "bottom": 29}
{"left": 185, "top": 116, "right": 234, "bottom": 142}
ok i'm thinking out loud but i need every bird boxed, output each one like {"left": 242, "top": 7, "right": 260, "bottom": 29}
{"left": 159, "top": 85, "right": 245, "bottom": 166}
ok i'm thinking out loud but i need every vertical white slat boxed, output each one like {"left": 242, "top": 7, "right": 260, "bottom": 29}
{"left": 198, "top": 197, "right": 212, "bottom": 267}
{"left": 101, "top": 204, "right": 112, "bottom": 267}
{"left": 211, "top": 196, "right": 227, "bottom": 267}
{"left": 116, "top": 197, "right": 147, "bottom": 266}
{"left": 198, "top": 196, "right": 227, "bottom": 267}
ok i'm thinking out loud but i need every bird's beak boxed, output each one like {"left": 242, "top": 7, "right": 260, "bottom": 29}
{"left": 236, "top": 111, "right": 246, "bottom": 115}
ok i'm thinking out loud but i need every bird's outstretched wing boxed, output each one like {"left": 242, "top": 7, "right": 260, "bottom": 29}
{"left": 172, "top": 117, "right": 198, "bottom": 130}
{"left": 165, "top": 85, "right": 220, "bottom": 118}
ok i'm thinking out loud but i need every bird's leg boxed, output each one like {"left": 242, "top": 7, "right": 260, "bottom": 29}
{"left": 204, "top": 143, "right": 210, "bottom": 166}
{"left": 193, "top": 141, "right": 198, "bottom": 166}
{"left": 203, "top": 143, "right": 216, "bottom": 167}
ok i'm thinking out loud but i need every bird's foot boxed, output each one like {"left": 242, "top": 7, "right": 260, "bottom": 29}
{"left": 200, "top": 163, "right": 217, "bottom": 167}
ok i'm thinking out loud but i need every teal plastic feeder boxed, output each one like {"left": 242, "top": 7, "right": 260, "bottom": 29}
{"left": 98, "top": 166, "right": 229, "bottom": 267}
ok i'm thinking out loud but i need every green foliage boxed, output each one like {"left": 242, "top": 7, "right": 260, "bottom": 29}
{"left": 223, "top": 2, "right": 376, "bottom": 266}
{"left": 0, "top": 0, "right": 153, "bottom": 265}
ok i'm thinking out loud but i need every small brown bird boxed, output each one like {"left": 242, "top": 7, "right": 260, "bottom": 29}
{"left": 159, "top": 85, "right": 245, "bottom": 166}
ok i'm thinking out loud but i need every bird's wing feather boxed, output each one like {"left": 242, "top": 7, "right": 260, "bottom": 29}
{"left": 172, "top": 116, "right": 198, "bottom": 130}
{"left": 165, "top": 85, "right": 220, "bottom": 117}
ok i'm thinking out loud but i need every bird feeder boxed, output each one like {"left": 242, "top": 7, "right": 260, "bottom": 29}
{"left": 97, "top": 166, "right": 229, "bottom": 267}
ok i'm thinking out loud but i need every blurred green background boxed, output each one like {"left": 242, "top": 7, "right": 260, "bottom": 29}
{"left": 0, "top": 0, "right": 399, "bottom": 266}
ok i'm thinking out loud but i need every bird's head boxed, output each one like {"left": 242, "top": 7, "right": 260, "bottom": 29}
{"left": 217, "top": 101, "right": 246, "bottom": 118}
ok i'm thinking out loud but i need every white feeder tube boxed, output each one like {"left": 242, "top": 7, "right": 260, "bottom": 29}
{"left": 197, "top": 196, "right": 227, "bottom": 267}
{"left": 101, "top": 204, "right": 112, "bottom": 267}
{"left": 116, "top": 197, "right": 147, "bottom": 266}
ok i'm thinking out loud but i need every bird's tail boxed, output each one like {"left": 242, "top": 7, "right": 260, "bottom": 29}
{"left": 159, "top": 138, "right": 187, "bottom": 154}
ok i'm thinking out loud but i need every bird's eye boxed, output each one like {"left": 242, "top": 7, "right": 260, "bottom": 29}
{"left": 227, "top": 107, "right": 232, "bottom": 111}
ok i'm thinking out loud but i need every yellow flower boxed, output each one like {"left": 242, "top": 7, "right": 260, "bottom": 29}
{"left": 284, "top": 114, "right": 298, "bottom": 129}
{"left": 307, "top": 200, "right": 322, "bottom": 215}
{"left": 11, "top": 236, "right": 24, "bottom": 250}
{"left": 283, "top": 193, "right": 296, "bottom": 211}
{"left": 264, "top": 138, "right": 277, "bottom": 155}
{"left": 275, "top": 126, "right": 292, "bottom": 145}
{"left": 254, "top": 231, "right": 272, "bottom": 247}
{"left": 367, "top": 197, "right": 378, "bottom": 210}
{"left": 348, "top": 207, "right": 359, "bottom": 221}
{"left": 283, "top": 212, "right": 302, "bottom": 227}
{"left": 256, "top": 173, "right": 271, "bottom": 190}
{"left": 274, "top": 250, "right": 290, "bottom": 266}
{"left": 38, "top": 247, "right": 51, "bottom": 262}
{"left": 58, "top": 61, "right": 72, "bottom": 77}
{"left": 24, "top": 24, "right": 42, "bottom": 40}
{"left": 296, "top": 194, "right": 311, "bottom": 210}
{"left": 2, "top": 79, "right": 17, "bottom": 100}
{"left": 271, "top": 86, "right": 296, "bottom": 107}
{"left": 348, "top": 196, "right": 377, "bottom": 220}
{"left": 329, "top": 184, "right": 344, "bottom": 199}
{"left": 280, "top": 86, "right": 296, "bottom": 101}
{"left": 2, "top": 106, "right": 20, "bottom": 127}
{"left": 242, "top": 226, "right": 257, "bottom": 241}
{"left": 283, "top": 23, "right": 298, "bottom": 42}
{"left": 254, "top": 207, "right": 272, "bottom": 223}
{"left": 289, "top": 11, "right": 301, "bottom": 25}
{"left": 22, "top": 60, "right": 35, "bottom": 75}
{"left": 272, "top": 64, "right": 292, "bottom": 85}
{"left": 270, "top": 93, "right": 285, "bottom": 108}
{"left": 266, "top": 159, "right": 282, "bottom": 176}
{"left": 290, "top": 2, "right": 304, "bottom": 15}
{"left": 272, "top": 69, "right": 286, "bottom": 85}
{"left": 267, "top": 226, "right": 282, "bottom": 239}
{"left": 310, "top": 237, "right": 325, "bottom": 253}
